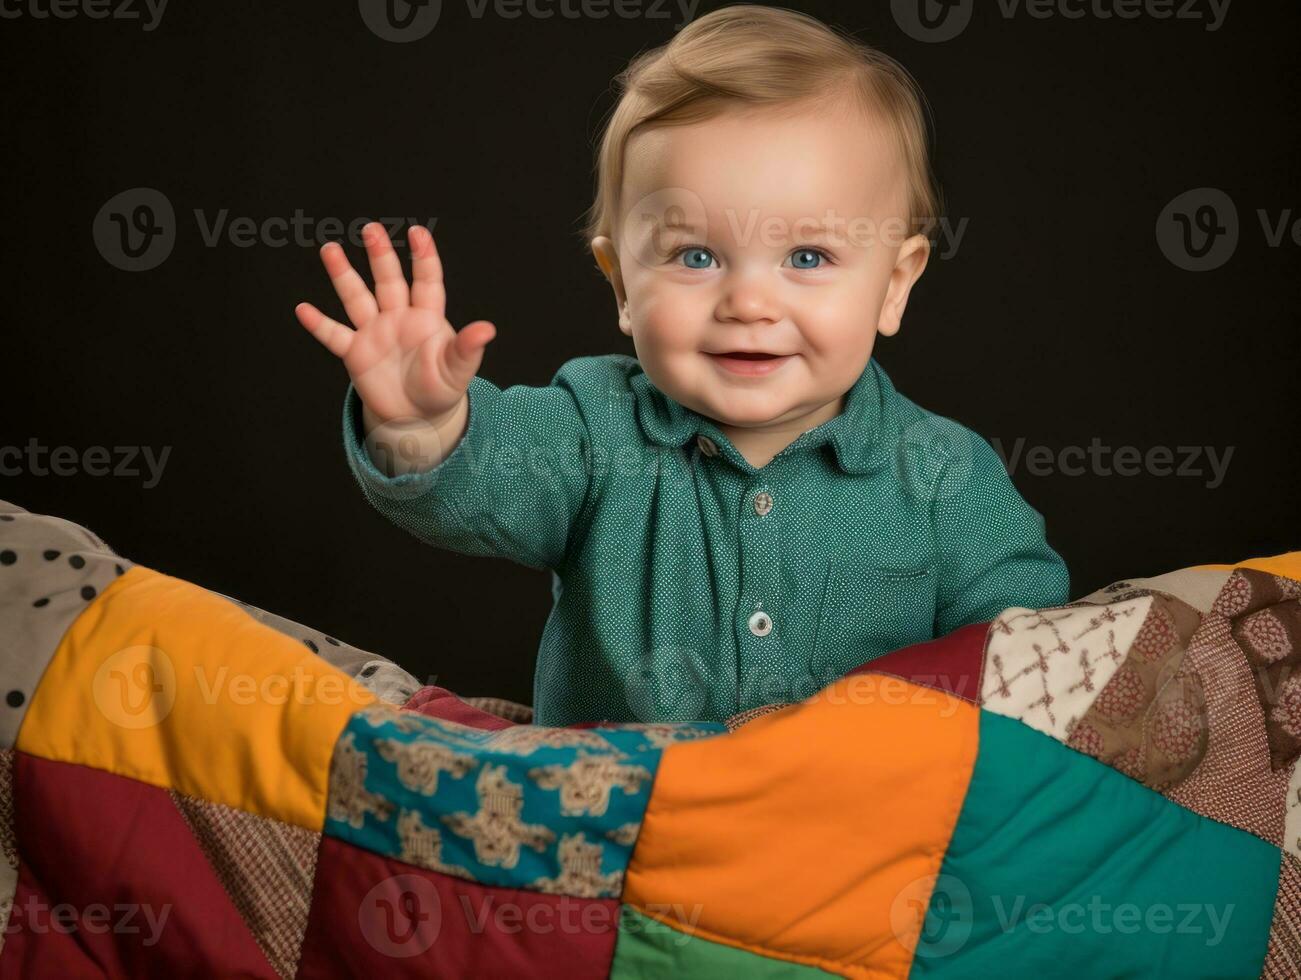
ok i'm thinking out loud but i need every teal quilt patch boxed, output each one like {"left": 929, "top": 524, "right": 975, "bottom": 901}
{"left": 324, "top": 704, "right": 725, "bottom": 897}
{"left": 910, "top": 710, "right": 1279, "bottom": 978}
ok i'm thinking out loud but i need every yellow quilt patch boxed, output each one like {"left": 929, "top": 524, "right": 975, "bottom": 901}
{"left": 17, "top": 565, "right": 375, "bottom": 832}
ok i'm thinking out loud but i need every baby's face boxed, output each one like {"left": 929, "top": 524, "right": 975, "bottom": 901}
{"left": 592, "top": 100, "right": 929, "bottom": 435}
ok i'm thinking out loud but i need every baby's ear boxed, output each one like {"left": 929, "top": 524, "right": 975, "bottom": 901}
{"left": 591, "top": 236, "right": 616, "bottom": 282}
{"left": 878, "top": 233, "right": 931, "bottom": 337}
{"left": 590, "top": 236, "right": 630, "bottom": 330}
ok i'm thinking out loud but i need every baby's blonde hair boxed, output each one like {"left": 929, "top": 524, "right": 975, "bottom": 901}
{"left": 581, "top": 4, "right": 941, "bottom": 253}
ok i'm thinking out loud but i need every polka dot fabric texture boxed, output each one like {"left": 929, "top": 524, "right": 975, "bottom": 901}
{"left": 201, "top": 588, "right": 422, "bottom": 704}
{"left": 0, "top": 499, "right": 420, "bottom": 724}
{"left": 0, "top": 500, "right": 132, "bottom": 748}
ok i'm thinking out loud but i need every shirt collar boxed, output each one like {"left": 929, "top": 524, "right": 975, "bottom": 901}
{"left": 627, "top": 355, "right": 892, "bottom": 475}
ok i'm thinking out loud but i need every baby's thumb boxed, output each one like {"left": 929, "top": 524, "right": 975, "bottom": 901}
{"left": 443, "top": 320, "right": 496, "bottom": 390}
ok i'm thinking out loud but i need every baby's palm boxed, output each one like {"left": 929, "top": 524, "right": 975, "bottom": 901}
{"left": 342, "top": 303, "right": 451, "bottom": 422}
{"left": 295, "top": 222, "right": 496, "bottom": 423}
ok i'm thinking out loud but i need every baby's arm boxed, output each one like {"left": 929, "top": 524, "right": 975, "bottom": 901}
{"left": 931, "top": 431, "right": 1071, "bottom": 634}
{"left": 340, "top": 365, "right": 594, "bottom": 572}
{"left": 297, "top": 222, "right": 593, "bottom": 571}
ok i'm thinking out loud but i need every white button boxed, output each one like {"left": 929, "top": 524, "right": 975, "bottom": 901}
{"left": 748, "top": 610, "right": 773, "bottom": 637}
{"left": 696, "top": 435, "right": 719, "bottom": 457}
{"left": 753, "top": 491, "right": 773, "bottom": 516}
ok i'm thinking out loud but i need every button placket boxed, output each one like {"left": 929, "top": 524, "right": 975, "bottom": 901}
{"left": 735, "top": 477, "right": 785, "bottom": 710}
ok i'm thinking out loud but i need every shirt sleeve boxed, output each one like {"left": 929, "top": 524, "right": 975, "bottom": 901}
{"left": 929, "top": 429, "right": 1071, "bottom": 635}
{"left": 341, "top": 367, "right": 595, "bottom": 573}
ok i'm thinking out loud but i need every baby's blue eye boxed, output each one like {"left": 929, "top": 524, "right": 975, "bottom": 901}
{"left": 788, "top": 248, "right": 825, "bottom": 270}
{"left": 677, "top": 247, "right": 715, "bottom": 270}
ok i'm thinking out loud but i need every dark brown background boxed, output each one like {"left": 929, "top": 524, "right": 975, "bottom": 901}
{"left": 3, "top": 0, "right": 1298, "bottom": 703}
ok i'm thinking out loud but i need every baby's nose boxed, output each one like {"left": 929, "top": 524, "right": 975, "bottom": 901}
{"left": 716, "top": 275, "right": 781, "bottom": 323}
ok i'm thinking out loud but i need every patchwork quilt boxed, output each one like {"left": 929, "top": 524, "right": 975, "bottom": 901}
{"left": 0, "top": 498, "right": 1298, "bottom": 977}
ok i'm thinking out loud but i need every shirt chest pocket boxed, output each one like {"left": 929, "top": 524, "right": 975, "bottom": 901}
{"left": 810, "top": 559, "right": 938, "bottom": 683}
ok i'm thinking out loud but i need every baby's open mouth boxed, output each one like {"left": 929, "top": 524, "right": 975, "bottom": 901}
{"left": 705, "top": 350, "right": 794, "bottom": 376}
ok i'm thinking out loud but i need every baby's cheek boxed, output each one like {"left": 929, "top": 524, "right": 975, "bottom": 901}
{"left": 637, "top": 292, "right": 705, "bottom": 350}
{"left": 798, "top": 303, "right": 877, "bottom": 360}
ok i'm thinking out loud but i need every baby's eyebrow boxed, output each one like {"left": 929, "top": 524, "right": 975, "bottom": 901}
{"left": 789, "top": 222, "right": 844, "bottom": 242}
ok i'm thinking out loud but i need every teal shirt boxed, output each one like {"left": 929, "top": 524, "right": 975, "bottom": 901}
{"left": 342, "top": 354, "right": 1069, "bottom": 726}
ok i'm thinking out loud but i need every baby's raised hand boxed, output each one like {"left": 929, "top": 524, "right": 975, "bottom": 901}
{"left": 295, "top": 222, "right": 496, "bottom": 427}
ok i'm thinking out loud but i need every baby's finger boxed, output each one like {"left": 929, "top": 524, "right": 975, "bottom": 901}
{"left": 445, "top": 320, "right": 496, "bottom": 386}
{"left": 362, "top": 221, "right": 410, "bottom": 312}
{"left": 320, "top": 242, "right": 379, "bottom": 327}
{"left": 417, "top": 319, "right": 495, "bottom": 396}
{"left": 294, "top": 302, "right": 355, "bottom": 358}
{"left": 409, "top": 225, "right": 446, "bottom": 313}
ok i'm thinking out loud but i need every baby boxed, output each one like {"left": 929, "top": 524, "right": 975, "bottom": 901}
{"left": 294, "top": 5, "right": 1069, "bottom": 727}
